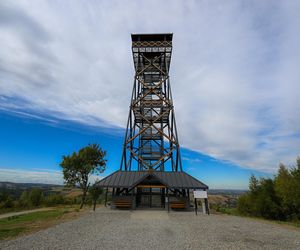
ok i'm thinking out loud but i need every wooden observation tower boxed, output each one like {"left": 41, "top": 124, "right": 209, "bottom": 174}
{"left": 98, "top": 34, "right": 209, "bottom": 212}
{"left": 121, "top": 33, "right": 181, "bottom": 172}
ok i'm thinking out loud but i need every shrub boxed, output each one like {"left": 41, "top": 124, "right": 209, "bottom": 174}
{"left": 237, "top": 194, "right": 252, "bottom": 215}
{"left": 0, "top": 196, "right": 14, "bottom": 209}
{"left": 44, "top": 194, "right": 65, "bottom": 206}
{"left": 18, "top": 191, "right": 30, "bottom": 208}
{"left": 29, "top": 188, "right": 43, "bottom": 207}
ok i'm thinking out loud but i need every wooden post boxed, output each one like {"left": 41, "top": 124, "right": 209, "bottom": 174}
{"left": 131, "top": 188, "right": 134, "bottom": 211}
{"left": 187, "top": 189, "right": 190, "bottom": 208}
{"left": 163, "top": 188, "right": 165, "bottom": 208}
{"left": 205, "top": 198, "right": 210, "bottom": 215}
{"left": 167, "top": 188, "right": 170, "bottom": 212}
{"left": 105, "top": 187, "right": 108, "bottom": 207}
{"left": 150, "top": 188, "right": 152, "bottom": 208}
{"left": 195, "top": 198, "right": 198, "bottom": 215}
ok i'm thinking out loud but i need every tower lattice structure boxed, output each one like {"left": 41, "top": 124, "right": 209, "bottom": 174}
{"left": 120, "top": 34, "right": 182, "bottom": 172}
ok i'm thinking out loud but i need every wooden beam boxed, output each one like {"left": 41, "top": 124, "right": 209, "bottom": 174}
{"left": 137, "top": 185, "right": 166, "bottom": 188}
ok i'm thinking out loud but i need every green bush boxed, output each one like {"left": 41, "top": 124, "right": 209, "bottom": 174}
{"left": 0, "top": 196, "right": 14, "bottom": 209}
{"left": 237, "top": 194, "right": 252, "bottom": 215}
{"left": 18, "top": 191, "right": 30, "bottom": 208}
{"left": 29, "top": 188, "right": 43, "bottom": 207}
{"left": 44, "top": 194, "right": 65, "bottom": 206}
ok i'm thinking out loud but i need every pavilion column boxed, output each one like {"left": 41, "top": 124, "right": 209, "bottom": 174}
{"left": 105, "top": 187, "right": 108, "bottom": 207}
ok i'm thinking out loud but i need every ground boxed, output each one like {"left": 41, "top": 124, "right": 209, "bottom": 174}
{"left": 1, "top": 208, "right": 299, "bottom": 250}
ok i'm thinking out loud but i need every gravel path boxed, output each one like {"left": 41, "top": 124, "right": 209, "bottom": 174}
{"left": 1, "top": 208, "right": 299, "bottom": 250}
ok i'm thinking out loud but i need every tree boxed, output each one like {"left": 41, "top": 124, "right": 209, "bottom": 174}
{"left": 60, "top": 144, "right": 106, "bottom": 209}
{"left": 237, "top": 194, "right": 252, "bottom": 215}
{"left": 255, "top": 178, "right": 282, "bottom": 219}
{"left": 19, "top": 190, "right": 30, "bottom": 208}
{"left": 249, "top": 174, "right": 259, "bottom": 194}
{"left": 238, "top": 157, "right": 300, "bottom": 221}
{"left": 290, "top": 160, "right": 300, "bottom": 219}
{"left": 274, "top": 163, "right": 293, "bottom": 217}
{"left": 88, "top": 182, "right": 103, "bottom": 211}
{"left": 238, "top": 177, "right": 282, "bottom": 220}
{"left": 29, "top": 188, "right": 43, "bottom": 207}
{"left": 0, "top": 193, "right": 14, "bottom": 209}
{"left": 45, "top": 194, "right": 64, "bottom": 206}
{"left": 274, "top": 159, "right": 300, "bottom": 220}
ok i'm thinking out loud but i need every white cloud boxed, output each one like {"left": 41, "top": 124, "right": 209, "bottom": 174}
{"left": 0, "top": 167, "right": 104, "bottom": 185}
{"left": 0, "top": 168, "right": 63, "bottom": 184}
{"left": 182, "top": 157, "right": 202, "bottom": 164}
{"left": 0, "top": 1, "right": 299, "bottom": 172}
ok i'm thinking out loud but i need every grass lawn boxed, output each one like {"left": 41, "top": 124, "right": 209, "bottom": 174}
{"left": 0, "top": 206, "right": 85, "bottom": 241}
{"left": 213, "top": 207, "right": 300, "bottom": 230}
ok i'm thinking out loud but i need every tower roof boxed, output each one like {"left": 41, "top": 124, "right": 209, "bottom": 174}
{"left": 97, "top": 170, "right": 208, "bottom": 190}
{"left": 131, "top": 33, "right": 173, "bottom": 42}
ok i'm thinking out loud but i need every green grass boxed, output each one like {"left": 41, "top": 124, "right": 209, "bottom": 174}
{"left": 275, "top": 220, "right": 300, "bottom": 228}
{"left": 0, "top": 227, "right": 27, "bottom": 240}
{"left": 214, "top": 206, "right": 300, "bottom": 229}
{"left": 216, "top": 207, "right": 240, "bottom": 216}
{"left": 0, "top": 209, "right": 65, "bottom": 240}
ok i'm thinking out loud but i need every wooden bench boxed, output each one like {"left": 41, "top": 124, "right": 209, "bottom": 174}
{"left": 115, "top": 200, "right": 132, "bottom": 209}
{"left": 170, "top": 201, "right": 186, "bottom": 210}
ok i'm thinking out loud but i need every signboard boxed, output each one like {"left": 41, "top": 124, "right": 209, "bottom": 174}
{"left": 193, "top": 190, "right": 207, "bottom": 199}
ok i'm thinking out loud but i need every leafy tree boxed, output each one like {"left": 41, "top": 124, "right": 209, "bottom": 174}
{"left": 274, "top": 163, "right": 293, "bottom": 217}
{"left": 0, "top": 194, "right": 14, "bottom": 209}
{"left": 29, "top": 188, "right": 44, "bottom": 207}
{"left": 60, "top": 144, "right": 106, "bottom": 209}
{"left": 249, "top": 174, "right": 259, "bottom": 194}
{"left": 237, "top": 194, "right": 252, "bottom": 215}
{"left": 0, "top": 192, "right": 5, "bottom": 203}
{"left": 255, "top": 178, "right": 282, "bottom": 219}
{"left": 238, "top": 158, "right": 300, "bottom": 221}
{"left": 45, "top": 194, "right": 65, "bottom": 206}
{"left": 290, "top": 160, "right": 300, "bottom": 219}
{"left": 19, "top": 191, "right": 30, "bottom": 208}
{"left": 88, "top": 182, "right": 103, "bottom": 211}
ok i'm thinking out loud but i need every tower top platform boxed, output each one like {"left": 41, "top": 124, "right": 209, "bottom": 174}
{"left": 131, "top": 33, "right": 173, "bottom": 42}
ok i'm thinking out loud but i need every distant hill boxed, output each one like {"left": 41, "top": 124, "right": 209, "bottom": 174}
{"left": 0, "top": 181, "right": 63, "bottom": 199}
{"left": 0, "top": 181, "right": 62, "bottom": 189}
{"left": 0, "top": 181, "right": 247, "bottom": 198}
{"left": 208, "top": 189, "right": 247, "bottom": 196}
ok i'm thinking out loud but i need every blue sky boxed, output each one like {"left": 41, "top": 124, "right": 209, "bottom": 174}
{"left": 0, "top": 111, "right": 269, "bottom": 189}
{"left": 0, "top": 1, "right": 299, "bottom": 189}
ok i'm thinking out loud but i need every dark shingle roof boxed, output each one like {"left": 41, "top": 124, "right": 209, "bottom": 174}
{"left": 97, "top": 171, "right": 208, "bottom": 190}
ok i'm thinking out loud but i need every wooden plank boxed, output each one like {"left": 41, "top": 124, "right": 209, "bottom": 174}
{"left": 137, "top": 185, "right": 165, "bottom": 188}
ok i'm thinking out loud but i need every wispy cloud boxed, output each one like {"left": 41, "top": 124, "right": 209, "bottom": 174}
{"left": 0, "top": 168, "right": 63, "bottom": 184}
{"left": 182, "top": 157, "right": 202, "bottom": 164}
{"left": 0, "top": 1, "right": 299, "bottom": 172}
{"left": 0, "top": 167, "right": 104, "bottom": 185}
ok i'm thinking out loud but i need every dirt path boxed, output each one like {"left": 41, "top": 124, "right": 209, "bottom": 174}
{"left": 0, "top": 208, "right": 54, "bottom": 219}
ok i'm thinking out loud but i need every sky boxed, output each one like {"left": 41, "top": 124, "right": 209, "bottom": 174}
{"left": 0, "top": 1, "right": 299, "bottom": 189}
